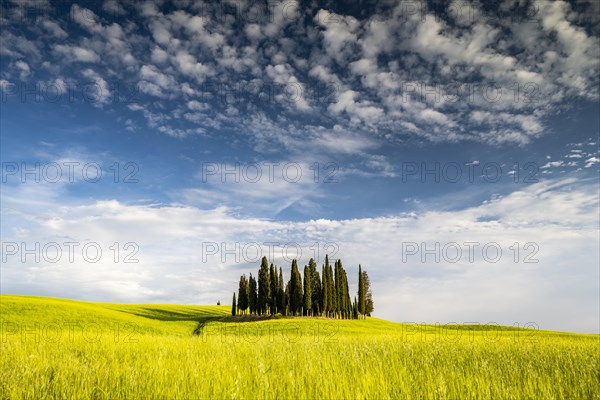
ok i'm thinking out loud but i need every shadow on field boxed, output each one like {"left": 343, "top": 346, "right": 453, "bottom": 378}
{"left": 116, "top": 308, "right": 201, "bottom": 321}
{"left": 218, "top": 315, "right": 283, "bottom": 323}
{"left": 111, "top": 307, "right": 224, "bottom": 322}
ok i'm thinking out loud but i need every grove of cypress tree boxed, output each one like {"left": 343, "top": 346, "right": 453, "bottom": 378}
{"left": 231, "top": 256, "right": 372, "bottom": 320}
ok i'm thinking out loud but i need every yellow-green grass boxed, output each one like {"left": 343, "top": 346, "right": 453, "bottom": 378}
{"left": 1, "top": 294, "right": 598, "bottom": 399}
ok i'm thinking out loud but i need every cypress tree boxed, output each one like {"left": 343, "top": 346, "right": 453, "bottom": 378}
{"left": 238, "top": 274, "right": 249, "bottom": 315}
{"left": 345, "top": 270, "right": 352, "bottom": 318}
{"left": 328, "top": 263, "right": 336, "bottom": 318}
{"left": 277, "top": 267, "right": 285, "bottom": 314}
{"left": 270, "top": 263, "right": 277, "bottom": 315}
{"left": 309, "top": 259, "right": 321, "bottom": 316}
{"left": 321, "top": 263, "right": 328, "bottom": 317}
{"left": 258, "top": 256, "right": 270, "bottom": 315}
{"left": 284, "top": 280, "right": 290, "bottom": 316}
{"left": 303, "top": 265, "right": 312, "bottom": 316}
{"left": 363, "top": 270, "right": 374, "bottom": 316}
{"left": 358, "top": 265, "right": 365, "bottom": 319}
{"left": 323, "top": 255, "right": 334, "bottom": 317}
{"left": 231, "top": 292, "right": 236, "bottom": 316}
{"left": 334, "top": 260, "right": 340, "bottom": 318}
{"left": 334, "top": 260, "right": 348, "bottom": 319}
{"left": 289, "top": 260, "right": 303, "bottom": 316}
{"left": 249, "top": 273, "right": 257, "bottom": 314}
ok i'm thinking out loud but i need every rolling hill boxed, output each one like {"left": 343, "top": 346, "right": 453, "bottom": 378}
{"left": 1, "top": 295, "right": 598, "bottom": 399}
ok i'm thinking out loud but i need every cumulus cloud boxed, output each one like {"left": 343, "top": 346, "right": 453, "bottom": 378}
{"left": 1, "top": 175, "right": 597, "bottom": 332}
{"left": 53, "top": 44, "right": 100, "bottom": 63}
{"left": 584, "top": 157, "right": 600, "bottom": 168}
{"left": 80, "top": 68, "right": 111, "bottom": 105}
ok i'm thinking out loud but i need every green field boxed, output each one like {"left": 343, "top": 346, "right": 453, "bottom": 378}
{"left": 1, "top": 295, "right": 598, "bottom": 399}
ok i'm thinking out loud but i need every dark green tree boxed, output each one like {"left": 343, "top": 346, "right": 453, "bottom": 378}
{"left": 277, "top": 267, "right": 285, "bottom": 314}
{"left": 321, "top": 263, "right": 328, "bottom": 317}
{"left": 248, "top": 273, "right": 258, "bottom": 314}
{"left": 309, "top": 259, "right": 321, "bottom": 316}
{"left": 358, "top": 265, "right": 365, "bottom": 319}
{"left": 231, "top": 292, "right": 236, "bottom": 316}
{"left": 270, "top": 263, "right": 278, "bottom": 315}
{"left": 238, "top": 274, "right": 249, "bottom": 315}
{"left": 284, "top": 280, "right": 290, "bottom": 316}
{"left": 289, "top": 260, "right": 303, "bottom": 315}
{"left": 327, "top": 262, "right": 336, "bottom": 318}
{"left": 337, "top": 262, "right": 351, "bottom": 319}
{"left": 258, "top": 256, "right": 270, "bottom": 315}
{"left": 303, "top": 265, "right": 312, "bottom": 316}
{"left": 322, "top": 255, "right": 336, "bottom": 317}
{"left": 363, "top": 270, "right": 374, "bottom": 316}
{"left": 334, "top": 260, "right": 341, "bottom": 318}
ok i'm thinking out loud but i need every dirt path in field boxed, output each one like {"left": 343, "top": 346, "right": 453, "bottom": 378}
{"left": 192, "top": 317, "right": 222, "bottom": 336}
{"left": 192, "top": 314, "right": 283, "bottom": 335}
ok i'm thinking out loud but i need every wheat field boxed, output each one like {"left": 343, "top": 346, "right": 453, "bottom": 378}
{"left": 1, "top": 295, "right": 598, "bottom": 399}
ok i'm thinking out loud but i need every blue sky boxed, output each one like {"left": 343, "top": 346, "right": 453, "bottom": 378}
{"left": 1, "top": 0, "right": 599, "bottom": 332}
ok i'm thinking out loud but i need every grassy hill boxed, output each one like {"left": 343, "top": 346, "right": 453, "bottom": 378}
{"left": 1, "top": 295, "right": 598, "bottom": 399}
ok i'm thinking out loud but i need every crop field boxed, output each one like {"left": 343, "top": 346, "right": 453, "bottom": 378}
{"left": 1, "top": 295, "right": 598, "bottom": 399}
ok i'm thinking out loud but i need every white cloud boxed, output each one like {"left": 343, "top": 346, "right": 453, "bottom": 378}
{"left": 584, "top": 157, "right": 599, "bottom": 168}
{"left": 14, "top": 60, "right": 30, "bottom": 79}
{"left": 138, "top": 64, "right": 177, "bottom": 97}
{"left": 81, "top": 69, "right": 111, "bottom": 105}
{"left": 40, "top": 19, "right": 68, "bottom": 39}
{"left": 314, "top": 10, "right": 360, "bottom": 64}
{"left": 1, "top": 177, "right": 597, "bottom": 332}
{"left": 541, "top": 161, "right": 564, "bottom": 169}
{"left": 53, "top": 44, "right": 99, "bottom": 63}
{"left": 173, "top": 50, "right": 212, "bottom": 82}
{"left": 150, "top": 46, "right": 169, "bottom": 64}
{"left": 103, "top": 0, "right": 126, "bottom": 16}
